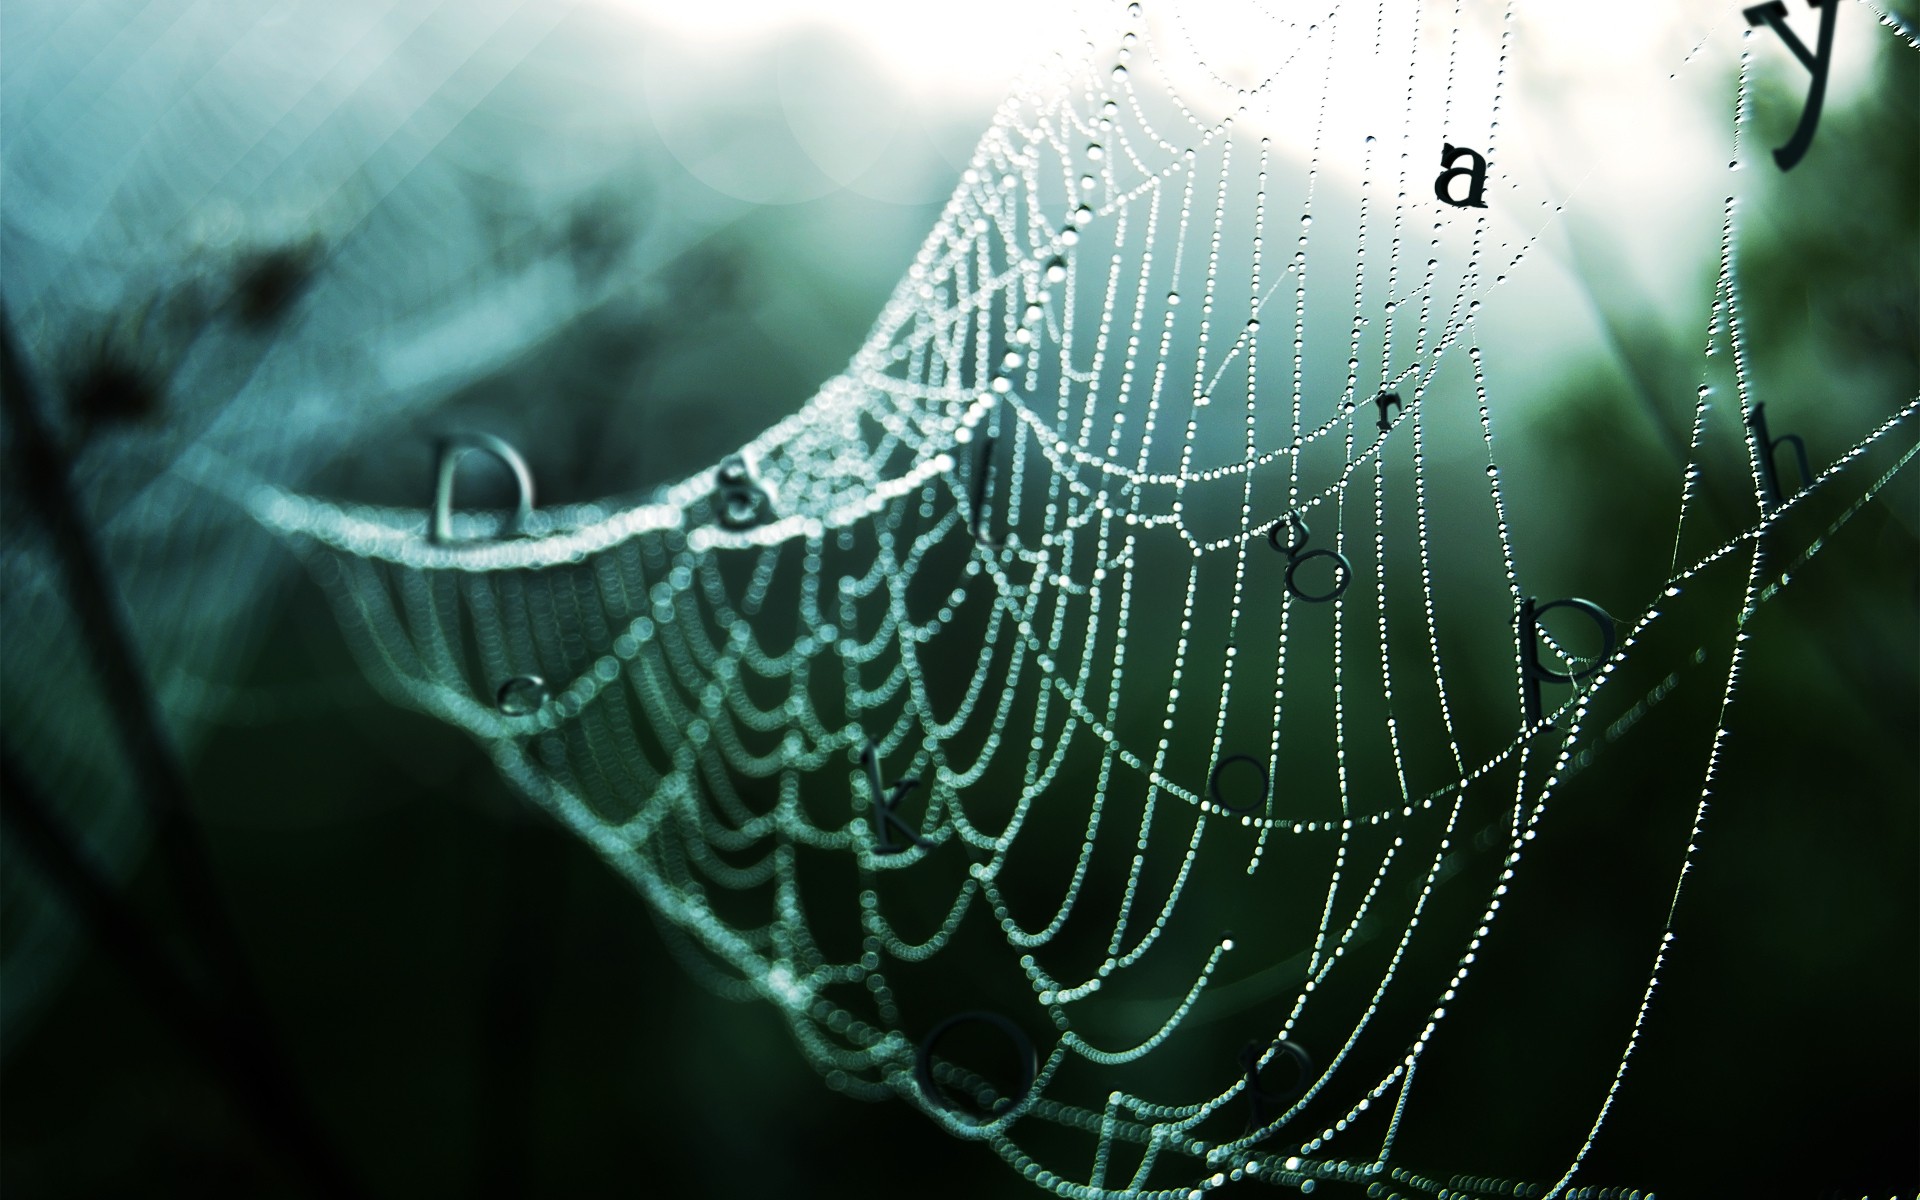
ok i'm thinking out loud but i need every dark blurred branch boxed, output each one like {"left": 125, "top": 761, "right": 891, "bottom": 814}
{"left": 0, "top": 305, "right": 361, "bottom": 1198}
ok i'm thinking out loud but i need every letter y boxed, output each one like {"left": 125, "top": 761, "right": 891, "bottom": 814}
{"left": 1744, "top": 0, "right": 1838, "bottom": 171}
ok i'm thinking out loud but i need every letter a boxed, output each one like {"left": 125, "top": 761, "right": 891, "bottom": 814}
{"left": 1434, "top": 143, "right": 1489, "bottom": 209}
{"left": 1744, "top": 0, "right": 1838, "bottom": 171}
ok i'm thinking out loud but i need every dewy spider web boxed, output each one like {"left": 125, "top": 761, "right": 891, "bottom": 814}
{"left": 231, "top": 2, "right": 1914, "bottom": 1195}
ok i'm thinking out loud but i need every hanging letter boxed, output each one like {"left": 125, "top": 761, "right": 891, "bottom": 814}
{"left": 431, "top": 432, "right": 534, "bottom": 544}
{"left": 1241, "top": 1039, "right": 1313, "bottom": 1133}
{"left": 714, "top": 454, "right": 772, "bottom": 530}
{"left": 1374, "top": 391, "right": 1403, "bottom": 433}
{"left": 915, "top": 1011, "right": 1037, "bottom": 1123}
{"left": 968, "top": 430, "right": 1005, "bottom": 550}
{"left": 1209, "top": 753, "right": 1271, "bottom": 815}
{"left": 1433, "top": 143, "right": 1489, "bottom": 209}
{"left": 1266, "top": 513, "right": 1354, "bottom": 603}
{"left": 1744, "top": 0, "right": 1838, "bottom": 171}
{"left": 1517, "top": 597, "right": 1617, "bottom": 727}
{"left": 495, "top": 675, "right": 550, "bottom": 717}
{"left": 1747, "top": 403, "right": 1812, "bottom": 510}
{"left": 860, "top": 739, "right": 932, "bottom": 854}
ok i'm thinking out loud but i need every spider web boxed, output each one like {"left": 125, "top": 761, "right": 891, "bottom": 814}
{"left": 0, "top": 0, "right": 779, "bottom": 1044}
{"left": 219, "top": 2, "right": 1918, "bottom": 1196}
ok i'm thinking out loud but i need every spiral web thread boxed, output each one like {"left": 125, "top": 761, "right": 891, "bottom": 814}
{"left": 241, "top": 3, "right": 1916, "bottom": 1196}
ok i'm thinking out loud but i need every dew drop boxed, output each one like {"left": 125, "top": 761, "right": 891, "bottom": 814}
{"left": 1166, "top": 290, "right": 1181, "bottom": 306}
{"left": 1059, "top": 226, "right": 1080, "bottom": 247}
{"left": 1086, "top": 142, "right": 1106, "bottom": 161}
{"left": 1044, "top": 257, "right": 1069, "bottom": 283}
{"left": 1072, "top": 204, "right": 1094, "bottom": 227}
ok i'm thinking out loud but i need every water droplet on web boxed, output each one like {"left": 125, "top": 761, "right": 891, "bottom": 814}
{"left": 1166, "top": 290, "right": 1180, "bottom": 306}
{"left": 1072, "top": 204, "right": 1094, "bottom": 227}
{"left": 1044, "top": 257, "right": 1069, "bottom": 283}
{"left": 1060, "top": 226, "right": 1080, "bottom": 247}
{"left": 1086, "top": 142, "right": 1105, "bottom": 161}
{"left": 497, "top": 675, "right": 550, "bottom": 716}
